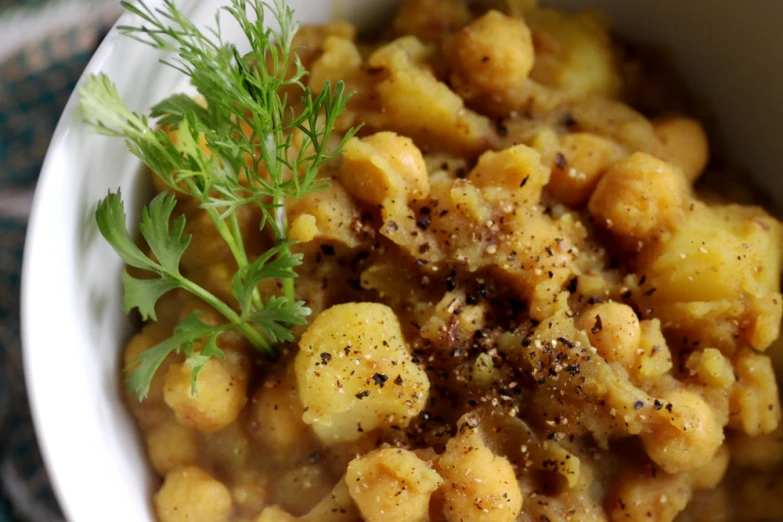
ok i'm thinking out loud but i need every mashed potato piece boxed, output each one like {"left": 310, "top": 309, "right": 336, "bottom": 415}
{"left": 125, "top": 1, "right": 783, "bottom": 521}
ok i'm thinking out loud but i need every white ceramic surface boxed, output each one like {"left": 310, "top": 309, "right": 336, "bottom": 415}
{"left": 21, "top": 1, "right": 783, "bottom": 521}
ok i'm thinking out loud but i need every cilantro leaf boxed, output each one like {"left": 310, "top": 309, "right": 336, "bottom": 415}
{"left": 126, "top": 312, "right": 227, "bottom": 399}
{"left": 138, "top": 192, "right": 191, "bottom": 274}
{"left": 184, "top": 333, "right": 225, "bottom": 396}
{"left": 247, "top": 296, "right": 310, "bottom": 343}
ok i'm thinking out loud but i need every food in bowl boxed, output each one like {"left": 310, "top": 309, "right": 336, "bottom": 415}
{"left": 78, "top": 0, "right": 783, "bottom": 521}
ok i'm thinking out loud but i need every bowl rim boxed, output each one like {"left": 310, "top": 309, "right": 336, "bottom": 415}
{"left": 20, "top": 6, "right": 152, "bottom": 520}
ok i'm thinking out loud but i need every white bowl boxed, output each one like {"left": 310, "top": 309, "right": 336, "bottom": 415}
{"left": 21, "top": 1, "right": 783, "bottom": 521}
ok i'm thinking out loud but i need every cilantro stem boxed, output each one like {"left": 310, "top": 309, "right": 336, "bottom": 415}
{"left": 178, "top": 277, "right": 271, "bottom": 352}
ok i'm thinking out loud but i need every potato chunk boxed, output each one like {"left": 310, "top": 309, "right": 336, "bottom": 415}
{"left": 367, "top": 37, "right": 495, "bottom": 155}
{"left": 295, "top": 303, "right": 430, "bottom": 444}
{"left": 346, "top": 448, "right": 443, "bottom": 522}
{"left": 155, "top": 466, "right": 232, "bottom": 522}
{"left": 437, "top": 416, "right": 523, "bottom": 522}
{"left": 526, "top": 8, "right": 621, "bottom": 98}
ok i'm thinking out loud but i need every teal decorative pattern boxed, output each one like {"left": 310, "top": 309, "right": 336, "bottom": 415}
{"left": 0, "top": 2, "right": 119, "bottom": 520}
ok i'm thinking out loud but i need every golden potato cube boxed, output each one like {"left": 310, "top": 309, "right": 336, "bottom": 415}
{"left": 295, "top": 303, "right": 430, "bottom": 444}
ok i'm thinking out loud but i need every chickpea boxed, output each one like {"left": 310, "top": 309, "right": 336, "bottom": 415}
{"left": 641, "top": 389, "right": 723, "bottom": 474}
{"left": 247, "top": 373, "right": 317, "bottom": 463}
{"left": 654, "top": 116, "right": 709, "bottom": 183}
{"left": 274, "top": 464, "right": 334, "bottom": 516}
{"left": 588, "top": 152, "right": 688, "bottom": 245}
{"left": 346, "top": 448, "right": 443, "bottom": 522}
{"left": 437, "top": 421, "right": 522, "bottom": 522}
{"left": 145, "top": 420, "right": 200, "bottom": 476}
{"left": 163, "top": 347, "right": 250, "bottom": 433}
{"left": 446, "top": 10, "right": 534, "bottom": 100}
{"left": 155, "top": 466, "right": 232, "bottom": 522}
{"left": 341, "top": 132, "right": 429, "bottom": 206}
{"left": 729, "top": 349, "right": 781, "bottom": 436}
{"left": 690, "top": 444, "right": 730, "bottom": 491}
{"left": 578, "top": 302, "right": 640, "bottom": 369}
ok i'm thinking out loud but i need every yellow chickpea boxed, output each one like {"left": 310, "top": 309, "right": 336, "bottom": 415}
{"left": 547, "top": 133, "right": 625, "bottom": 207}
{"left": 247, "top": 374, "right": 317, "bottom": 464}
{"left": 145, "top": 420, "right": 200, "bottom": 476}
{"left": 345, "top": 448, "right": 443, "bottom": 522}
{"left": 689, "top": 444, "right": 730, "bottom": 491}
{"left": 641, "top": 389, "right": 723, "bottom": 474}
{"left": 437, "top": 419, "right": 522, "bottom": 522}
{"left": 446, "top": 10, "right": 534, "bottom": 101}
{"left": 588, "top": 152, "right": 688, "bottom": 245}
{"left": 578, "top": 302, "right": 640, "bottom": 369}
{"left": 729, "top": 349, "right": 782, "bottom": 436}
{"left": 273, "top": 464, "right": 334, "bottom": 516}
{"left": 654, "top": 116, "right": 709, "bottom": 183}
{"left": 340, "top": 132, "right": 429, "bottom": 207}
{"left": 155, "top": 466, "right": 233, "bottom": 522}
{"left": 163, "top": 347, "right": 250, "bottom": 433}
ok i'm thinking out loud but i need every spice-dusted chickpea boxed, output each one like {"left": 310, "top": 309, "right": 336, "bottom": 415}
{"left": 346, "top": 448, "right": 443, "bottom": 522}
{"left": 729, "top": 349, "right": 782, "bottom": 436}
{"left": 467, "top": 144, "right": 549, "bottom": 205}
{"left": 641, "top": 389, "right": 723, "bottom": 474}
{"left": 274, "top": 464, "right": 334, "bottom": 516}
{"left": 690, "top": 444, "right": 730, "bottom": 491}
{"left": 340, "top": 132, "right": 429, "bottom": 207}
{"left": 155, "top": 466, "right": 233, "bottom": 522}
{"left": 437, "top": 417, "right": 522, "bottom": 522}
{"left": 578, "top": 302, "right": 640, "bottom": 369}
{"left": 606, "top": 469, "right": 690, "bottom": 522}
{"left": 164, "top": 347, "right": 250, "bottom": 433}
{"left": 446, "top": 10, "right": 534, "bottom": 101}
{"left": 295, "top": 303, "right": 430, "bottom": 444}
{"left": 146, "top": 420, "right": 200, "bottom": 476}
{"left": 247, "top": 373, "right": 317, "bottom": 464}
{"left": 547, "top": 133, "right": 625, "bottom": 208}
{"left": 654, "top": 116, "right": 709, "bottom": 183}
{"left": 588, "top": 152, "right": 688, "bottom": 245}
{"left": 392, "top": 0, "right": 472, "bottom": 42}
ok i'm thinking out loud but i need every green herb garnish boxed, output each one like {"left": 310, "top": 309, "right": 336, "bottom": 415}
{"left": 80, "top": 0, "right": 359, "bottom": 399}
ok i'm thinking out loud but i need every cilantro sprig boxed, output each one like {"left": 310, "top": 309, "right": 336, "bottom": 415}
{"left": 80, "top": 0, "right": 359, "bottom": 398}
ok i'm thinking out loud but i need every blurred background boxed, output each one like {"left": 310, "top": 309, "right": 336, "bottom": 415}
{"left": 0, "top": 0, "right": 120, "bottom": 520}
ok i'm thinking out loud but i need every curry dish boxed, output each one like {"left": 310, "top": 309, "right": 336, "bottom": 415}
{"left": 123, "top": 1, "right": 783, "bottom": 521}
